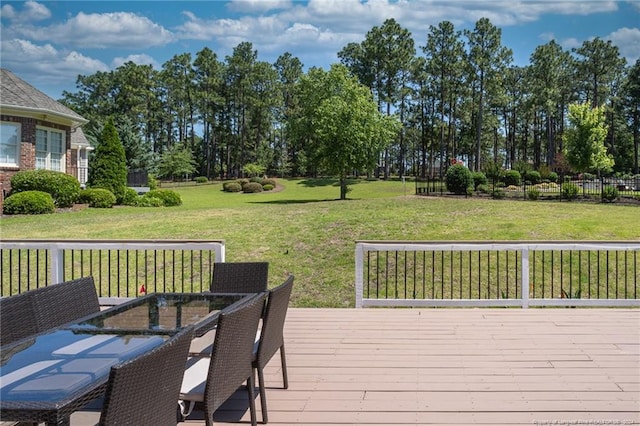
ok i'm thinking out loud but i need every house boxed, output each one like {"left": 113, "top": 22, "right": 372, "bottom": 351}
{"left": 0, "top": 68, "right": 91, "bottom": 206}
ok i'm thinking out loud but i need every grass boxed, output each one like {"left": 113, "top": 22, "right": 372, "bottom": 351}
{"left": 2, "top": 178, "right": 638, "bottom": 307}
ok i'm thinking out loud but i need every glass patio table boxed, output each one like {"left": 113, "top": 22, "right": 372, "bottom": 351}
{"left": 0, "top": 292, "right": 254, "bottom": 425}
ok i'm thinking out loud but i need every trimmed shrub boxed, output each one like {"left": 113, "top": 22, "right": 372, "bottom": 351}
{"left": 222, "top": 181, "right": 242, "bottom": 192}
{"left": 262, "top": 184, "right": 274, "bottom": 191}
{"left": 3, "top": 191, "right": 55, "bottom": 215}
{"left": 237, "top": 178, "right": 250, "bottom": 186}
{"left": 249, "top": 177, "right": 263, "bottom": 184}
{"left": 445, "top": 164, "right": 473, "bottom": 195}
{"left": 524, "top": 170, "right": 541, "bottom": 185}
{"left": 527, "top": 188, "right": 541, "bottom": 200}
{"left": 242, "top": 182, "right": 263, "bottom": 193}
{"left": 491, "top": 189, "right": 506, "bottom": 199}
{"left": 476, "top": 184, "right": 490, "bottom": 194}
{"left": 78, "top": 188, "right": 116, "bottom": 208}
{"left": 601, "top": 186, "right": 619, "bottom": 203}
{"left": 561, "top": 182, "right": 579, "bottom": 200}
{"left": 548, "top": 171, "right": 558, "bottom": 183}
{"left": 145, "top": 189, "right": 182, "bottom": 206}
{"left": 137, "top": 196, "right": 164, "bottom": 207}
{"left": 261, "top": 178, "right": 277, "bottom": 187}
{"left": 120, "top": 187, "right": 140, "bottom": 206}
{"left": 503, "top": 170, "right": 521, "bottom": 187}
{"left": 195, "top": 176, "right": 208, "bottom": 184}
{"left": 10, "top": 169, "right": 80, "bottom": 208}
{"left": 148, "top": 174, "right": 159, "bottom": 190}
{"left": 471, "top": 172, "right": 487, "bottom": 190}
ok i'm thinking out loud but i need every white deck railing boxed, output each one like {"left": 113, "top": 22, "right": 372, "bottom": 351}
{"left": 1, "top": 239, "right": 225, "bottom": 305}
{"left": 355, "top": 241, "right": 640, "bottom": 308}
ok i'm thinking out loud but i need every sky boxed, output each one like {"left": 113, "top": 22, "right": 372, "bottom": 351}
{"left": 1, "top": 0, "right": 639, "bottom": 100}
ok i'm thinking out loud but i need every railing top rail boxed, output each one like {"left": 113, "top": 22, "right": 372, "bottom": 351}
{"left": 356, "top": 240, "right": 640, "bottom": 251}
{"left": 0, "top": 239, "right": 225, "bottom": 250}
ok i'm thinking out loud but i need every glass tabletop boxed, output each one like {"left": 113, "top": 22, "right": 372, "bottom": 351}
{"left": 68, "top": 292, "right": 250, "bottom": 336}
{"left": 0, "top": 291, "right": 255, "bottom": 420}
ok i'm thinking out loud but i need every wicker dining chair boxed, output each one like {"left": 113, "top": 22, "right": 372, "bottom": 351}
{"left": 210, "top": 262, "right": 269, "bottom": 293}
{"left": 0, "top": 290, "right": 38, "bottom": 346}
{"left": 98, "top": 326, "right": 194, "bottom": 426}
{"left": 30, "top": 276, "right": 100, "bottom": 331}
{"left": 253, "top": 275, "right": 294, "bottom": 424}
{"left": 180, "top": 292, "right": 268, "bottom": 426}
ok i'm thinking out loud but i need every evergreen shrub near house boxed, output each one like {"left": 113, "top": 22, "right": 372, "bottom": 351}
{"left": 601, "top": 186, "right": 619, "bottom": 203}
{"left": 137, "top": 195, "right": 164, "bottom": 207}
{"left": 120, "top": 187, "right": 140, "bottom": 206}
{"left": 144, "top": 189, "right": 182, "bottom": 206}
{"left": 547, "top": 172, "right": 558, "bottom": 183}
{"left": 87, "top": 119, "right": 127, "bottom": 204}
{"left": 445, "top": 164, "right": 473, "bottom": 195}
{"left": 77, "top": 188, "right": 116, "bottom": 208}
{"left": 471, "top": 172, "right": 487, "bottom": 190}
{"left": 242, "top": 182, "right": 263, "bottom": 193}
{"left": 222, "top": 181, "right": 242, "bottom": 192}
{"left": 503, "top": 170, "right": 522, "bottom": 187}
{"left": 10, "top": 169, "right": 80, "bottom": 208}
{"left": 3, "top": 190, "right": 55, "bottom": 215}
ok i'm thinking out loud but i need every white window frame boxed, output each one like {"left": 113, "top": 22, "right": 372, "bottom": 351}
{"left": 36, "top": 126, "right": 66, "bottom": 172}
{"left": 0, "top": 121, "right": 21, "bottom": 167}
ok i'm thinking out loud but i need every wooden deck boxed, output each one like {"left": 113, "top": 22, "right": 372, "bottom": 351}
{"left": 81, "top": 308, "right": 640, "bottom": 425}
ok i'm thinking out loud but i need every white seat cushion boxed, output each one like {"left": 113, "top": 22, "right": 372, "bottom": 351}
{"left": 179, "top": 357, "right": 210, "bottom": 401}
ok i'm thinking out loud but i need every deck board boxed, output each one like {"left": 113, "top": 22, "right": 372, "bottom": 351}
{"left": 75, "top": 308, "right": 639, "bottom": 425}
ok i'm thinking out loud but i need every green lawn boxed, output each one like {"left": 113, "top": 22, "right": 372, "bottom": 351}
{"left": 2, "top": 178, "right": 638, "bottom": 307}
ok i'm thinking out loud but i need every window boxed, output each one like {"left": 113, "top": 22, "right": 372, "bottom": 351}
{"left": 36, "top": 128, "right": 65, "bottom": 172}
{"left": 0, "top": 122, "right": 20, "bottom": 167}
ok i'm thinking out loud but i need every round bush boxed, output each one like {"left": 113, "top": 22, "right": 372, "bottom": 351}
{"left": 137, "top": 196, "right": 164, "bottom": 207}
{"left": 471, "top": 172, "right": 487, "bottom": 190}
{"left": 561, "top": 182, "right": 579, "bottom": 200}
{"left": 120, "top": 187, "right": 140, "bottom": 206}
{"left": 527, "top": 188, "right": 541, "bottom": 200}
{"left": 601, "top": 186, "right": 618, "bottom": 203}
{"left": 249, "top": 177, "right": 263, "bottom": 184}
{"left": 195, "top": 176, "right": 208, "bottom": 184}
{"left": 145, "top": 189, "right": 182, "bottom": 206}
{"left": 524, "top": 170, "right": 541, "bottom": 185}
{"left": 223, "top": 181, "right": 242, "bottom": 193}
{"left": 242, "top": 182, "right": 263, "bottom": 193}
{"left": 445, "top": 164, "right": 473, "bottom": 195}
{"left": 78, "top": 188, "right": 116, "bottom": 208}
{"left": 10, "top": 169, "right": 80, "bottom": 208}
{"left": 476, "top": 184, "right": 490, "bottom": 194}
{"left": 262, "top": 184, "right": 274, "bottom": 191}
{"left": 503, "top": 170, "right": 521, "bottom": 187}
{"left": 3, "top": 191, "right": 55, "bottom": 215}
{"left": 261, "top": 178, "right": 277, "bottom": 187}
{"left": 548, "top": 172, "right": 558, "bottom": 183}
{"left": 491, "top": 189, "right": 506, "bottom": 199}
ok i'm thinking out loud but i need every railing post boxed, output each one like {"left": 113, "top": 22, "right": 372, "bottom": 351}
{"left": 355, "top": 243, "right": 364, "bottom": 308}
{"left": 50, "top": 245, "right": 64, "bottom": 284}
{"left": 521, "top": 247, "right": 530, "bottom": 309}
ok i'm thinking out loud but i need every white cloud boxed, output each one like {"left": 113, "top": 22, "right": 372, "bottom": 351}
{"left": 17, "top": 11, "right": 174, "bottom": 49}
{"left": 227, "top": 0, "right": 293, "bottom": 13}
{"left": 0, "top": 38, "right": 108, "bottom": 95}
{"left": 1, "top": 1, "right": 51, "bottom": 22}
{"left": 607, "top": 27, "right": 640, "bottom": 64}
{"left": 112, "top": 54, "right": 160, "bottom": 69}
{"left": 560, "top": 37, "right": 582, "bottom": 50}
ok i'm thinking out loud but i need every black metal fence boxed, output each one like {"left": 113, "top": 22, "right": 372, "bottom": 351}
{"left": 355, "top": 241, "right": 640, "bottom": 308}
{"left": 416, "top": 175, "right": 640, "bottom": 200}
